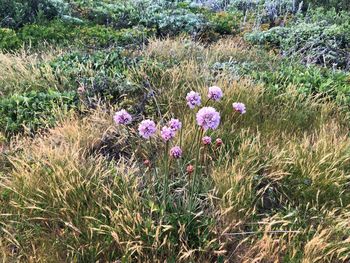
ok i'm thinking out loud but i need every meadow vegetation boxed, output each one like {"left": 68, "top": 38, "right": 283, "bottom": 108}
{"left": 0, "top": 0, "right": 350, "bottom": 262}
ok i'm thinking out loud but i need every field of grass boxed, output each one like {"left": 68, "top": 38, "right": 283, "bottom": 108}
{"left": 0, "top": 0, "right": 350, "bottom": 262}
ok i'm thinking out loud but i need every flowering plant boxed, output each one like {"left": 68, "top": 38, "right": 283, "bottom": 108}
{"left": 113, "top": 86, "right": 245, "bottom": 210}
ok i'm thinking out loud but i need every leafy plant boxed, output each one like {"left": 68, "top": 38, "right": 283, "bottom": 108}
{"left": 246, "top": 8, "right": 350, "bottom": 70}
{"left": 0, "top": 28, "right": 21, "bottom": 50}
{"left": 0, "top": 0, "right": 71, "bottom": 28}
{"left": 0, "top": 90, "right": 77, "bottom": 135}
{"left": 208, "top": 11, "right": 242, "bottom": 34}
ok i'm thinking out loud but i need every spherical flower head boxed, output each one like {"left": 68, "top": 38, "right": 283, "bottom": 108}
{"left": 186, "top": 91, "right": 201, "bottom": 109}
{"left": 143, "top": 159, "right": 151, "bottom": 167}
{"left": 168, "top": 118, "right": 182, "bottom": 132}
{"left": 170, "top": 146, "right": 182, "bottom": 159}
{"left": 216, "top": 138, "right": 223, "bottom": 147}
{"left": 114, "top": 109, "right": 132, "bottom": 125}
{"left": 186, "top": 164, "right": 194, "bottom": 174}
{"left": 138, "top": 119, "right": 157, "bottom": 139}
{"left": 232, "top": 102, "right": 246, "bottom": 114}
{"left": 161, "top": 126, "right": 175, "bottom": 141}
{"left": 196, "top": 107, "right": 220, "bottom": 131}
{"left": 208, "top": 86, "right": 223, "bottom": 101}
{"left": 202, "top": 136, "right": 212, "bottom": 145}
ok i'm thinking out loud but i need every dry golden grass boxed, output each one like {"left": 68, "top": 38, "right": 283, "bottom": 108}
{"left": 0, "top": 48, "right": 67, "bottom": 95}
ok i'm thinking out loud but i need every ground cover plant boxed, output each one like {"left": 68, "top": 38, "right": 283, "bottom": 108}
{"left": 1, "top": 0, "right": 350, "bottom": 262}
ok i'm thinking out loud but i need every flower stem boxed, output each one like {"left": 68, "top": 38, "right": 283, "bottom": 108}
{"left": 162, "top": 141, "right": 170, "bottom": 207}
{"left": 189, "top": 129, "right": 203, "bottom": 211}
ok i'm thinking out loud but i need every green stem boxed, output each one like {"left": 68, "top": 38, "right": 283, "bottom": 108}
{"left": 162, "top": 141, "right": 170, "bottom": 207}
{"left": 189, "top": 129, "right": 203, "bottom": 211}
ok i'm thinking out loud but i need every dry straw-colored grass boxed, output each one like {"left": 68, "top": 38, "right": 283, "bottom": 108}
{"left": 0, "top": 48, "right": 67, "bottom": 95}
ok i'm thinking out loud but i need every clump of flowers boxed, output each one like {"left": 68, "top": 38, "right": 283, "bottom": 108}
{"left": 202, "top": 136, "right": 212, "bottom": 145}
{"left": 186, "top": 91, "right": 201, "bottom": 109}
{"left": 161, "top": 126, "right": 175, "bottom": 141}
{"left": 208, "top": 86, "right": 223, "bottom": 101}
{"left": 232, "top": 102, "right": 246, "bottom": 114}
{"left": 113, "top": 86, "right": 246, "bottom": 211}
{"left": 168, "top": 118, "right": 182, "bottom": 131}
{"left": 138, "top": 119, "right": 157, "bottom": 139}
{"left": 196, "top": 107, "right": 221, "bottom": 131}
{"left": 170, "top": 146, "right": 182, "bottom": 159}
{"left": 114, "top": 109, "right": 132, "bottom": 125}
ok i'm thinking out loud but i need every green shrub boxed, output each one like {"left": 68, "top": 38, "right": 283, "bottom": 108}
{"left": 0, "top": 0, "right": 70, "bottom": 28}
{"left": 79, "top": 1, "right": 141, "bottom": 28}
{"left": 18, "top": 20, "right": 75, "bottom": 47}
{"left": 252, "top": 61, "right": 350, "bottom": 103}
{"left": 246, "top": 8, "right": 350, "bottom": 70}
{"left": 48, "top": 49, "right": 140, "bottom": 101}
{"left": 0, "top": 90, "right": 78, "bottom": 135}
{"left": 208, "top": 11, "right": 242, "bottom": 35}
{"left": 303, "top": 0, "right": 350, "bottom": 11}
{"left": 0, "top": 28, "right": 21, "bottom": 50}
{"left": 14, "top": 21, "right": 151, "bottom": 49}
{"left": 146, "top": 8, "right": 208, "bottom": 37}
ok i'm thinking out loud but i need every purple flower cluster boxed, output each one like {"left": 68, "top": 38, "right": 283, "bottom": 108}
{"left": 161, "top": 126, "right": 175, "bottom": 141}
{"left": 196, "top": 107, "right": 220, "bottom": 131}
{"left": 114, "top": 109, "right": 132, "bottom": 125}
{"left": 168, "top": 118, "right": 182, "bottom": 131}
{"left": 208, "top": 86, "right": 223, "bottom": 101}
{"left": 138, "top": 119, "right": 157, "bottom": 139}
{"left": 186, "top": 91, "right": 201, "bottom": 109}
{"left": 170, "top": 146, "right": 182, "bottom": 159}
{"left": 232, "top": 102, "right": 246, "bottom": 114}
{"left": 114, "top": 86, "right": 246, "bottom": 164}
{"left": 202, "top": 136, "right": 212, "bottom": 145}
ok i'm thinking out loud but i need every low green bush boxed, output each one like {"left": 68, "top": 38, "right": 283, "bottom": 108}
{"left": 0, "top": 28, "right": 21, "bottom": 50}
{"left": 48, "top": 49, "right": 140, "bottom": 101}
{"left": 17, "top": 21, "right": 151, "bottom": 49}
{"left": 245, "top": 8, "right": 350, "bottom": 70}
{"left": 145, "top": 8, "right": 208, "bottom": 37}
{"left": 0, "top": 0, "right": 70, "bottom": 28}
{"left": 208, "top": 11, "right": 242, "bottom": 35}
{"left": 252, "top": 62, "right": 350, "bottom": 103}
{"left": 0, "top": 90, "right": 78, "bottom": 135}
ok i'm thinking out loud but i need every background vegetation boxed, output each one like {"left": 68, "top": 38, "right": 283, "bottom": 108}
{"left": 0, "top": 0, "right": 349, "bottom": 262}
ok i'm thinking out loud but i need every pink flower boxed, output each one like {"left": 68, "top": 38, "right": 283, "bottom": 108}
{"left": 202, "top": 136, "right": 212, "bottom": 145}
{"left": 186, "top": 91, "right": 201, "bottom": 109}
{"left": 216, "top": 138, "right": 223, "bottom": 147}
{"left": 114, "top": 109, "right": 132, "bottom": 125}
{"left": 208, "top": 86, "right": 223, "bottom": 101}
{"left": 161, "top": 126, "right": 175, "bottom": 141}
{"left": 138, "top": 119, "right": 157, "bottom": 139}
{"left": 232, "top": 102, "right": 246, "bottom": 114}
{"left": 168, "top": 118, "right": 182, "bottom": 131}
{"left": 170, "top": 146, "right": 182, "bottom": 159}
{"left": 196, "top": 107, "right": 220, "bottom": 131}
{"left": 143, "top": 159, "right": 151, "bottom": 167}
{"left": 186, "top": 164, "right": 194, "bottom": 174}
